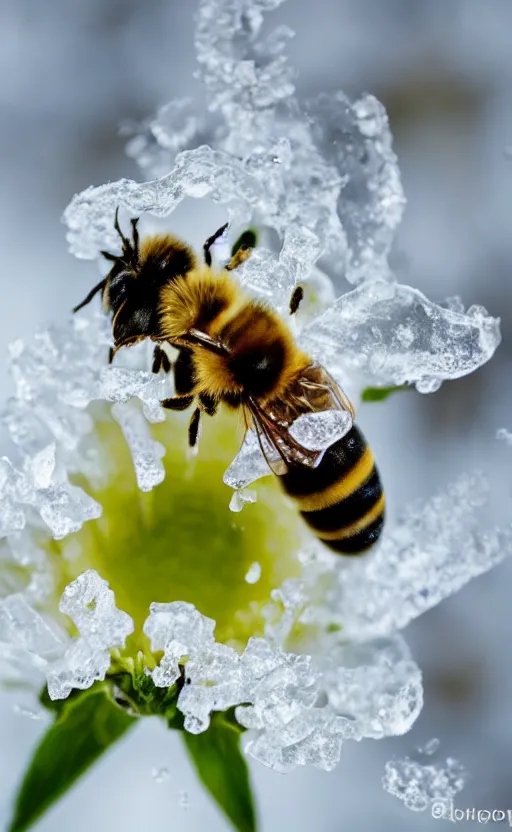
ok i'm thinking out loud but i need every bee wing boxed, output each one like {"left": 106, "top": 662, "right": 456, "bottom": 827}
{"left": 246, "top": 362, "right": 355, "bottom": 475}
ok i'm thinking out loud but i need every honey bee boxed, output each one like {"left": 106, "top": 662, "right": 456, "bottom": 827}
{"left": 73, "top": 211, "right": 385, "bottom": 555}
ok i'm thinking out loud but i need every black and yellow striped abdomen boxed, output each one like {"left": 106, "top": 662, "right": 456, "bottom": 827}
{"left": 279, "top": 425, "right": 385, "bottom": 555}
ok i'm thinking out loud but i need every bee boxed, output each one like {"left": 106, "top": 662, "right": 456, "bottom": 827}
{"left": 73, "top": 211, "right": 385, "bottom": 555}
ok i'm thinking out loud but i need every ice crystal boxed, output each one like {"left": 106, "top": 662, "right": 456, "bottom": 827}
{"left": 383, "top": 750, "right": 467, "bottom": 812}
{"left": 144, "top": 602, "right": 422, "bottom": 771}
{"left": 223, "top": 429, "right": 272, "bottom": 491}
{"left": 229, "top": 489, "right": 258, "bottom": 513}
{"left": 0, "top": 445, "right": 101, "bottom": 539}
{"left": 0, "top": 594, "right": 64, "bottom": 678}
{"left": 299, "top": 281, "right": 501, "bottom": 391}
{"left": 112, "top": 402, "right": 165, "bottom": 491}
{"left": 317, "top": 474, "right": 512, "bottom": 640}
{"left": 46, "top": 570, "right": 134, "bottom": 700}
{"left": 288, "top": 410, "right": 353, "bottom": 452}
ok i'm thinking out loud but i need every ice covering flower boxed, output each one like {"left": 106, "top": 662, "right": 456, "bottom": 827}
{"left": 1, "top": 1, "right": 509, "bottom": 831}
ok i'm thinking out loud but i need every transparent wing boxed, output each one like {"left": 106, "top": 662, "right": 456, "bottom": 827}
{"left": 245, "top": 362, "right": 355, "bottom": 475}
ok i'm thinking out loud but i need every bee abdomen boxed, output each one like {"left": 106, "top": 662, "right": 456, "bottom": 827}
{"left": 279, "top": 425, "right": 385, "bottom": 556}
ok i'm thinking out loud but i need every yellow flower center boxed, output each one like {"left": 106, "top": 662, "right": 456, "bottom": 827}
{"left": 47, "top": 405, "right": 302, "bottom": 652}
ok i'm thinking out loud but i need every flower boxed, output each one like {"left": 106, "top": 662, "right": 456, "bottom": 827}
{"left": 1, "top": 0, "right": 509, "bottom": 830}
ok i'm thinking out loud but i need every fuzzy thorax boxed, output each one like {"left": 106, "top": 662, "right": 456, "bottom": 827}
{"left": 158, "top": 268, "right": 310, "bottom": 402}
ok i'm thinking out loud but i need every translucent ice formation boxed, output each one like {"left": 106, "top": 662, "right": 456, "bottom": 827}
{"left": 383, "top": 750, "right": 466, "bottom": 812}
{"left": 299, "top": 281, "right": 501, "bottom": 391}
{"left": 46, "top": 570, "right": 134, "bottom": 700}
{"left": 288, "top": 410, "right": 353, "bottom": 451}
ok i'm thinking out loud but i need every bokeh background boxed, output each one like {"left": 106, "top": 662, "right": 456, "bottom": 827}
{"left": 1, "top": 1, "right": 512, "bottom": 830}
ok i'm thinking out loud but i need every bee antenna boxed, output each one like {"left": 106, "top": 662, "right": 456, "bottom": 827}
{"left": 130, "top": 217, "right": 140, "bottom": 263}
{"left": 72, "top": 277, "right": 107, "bottom": 314}
{"left": 113, "top": 207, "right": 131, "bottom": 250}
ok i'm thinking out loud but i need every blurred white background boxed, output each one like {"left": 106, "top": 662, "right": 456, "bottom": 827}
{"left": 1, "top": 1, "right": 512, "bottom": 830}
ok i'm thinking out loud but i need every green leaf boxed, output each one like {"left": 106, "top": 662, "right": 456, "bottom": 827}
{"left": 182, "top": 711, "right": 256, "bottom": 832}
{"left": 9, "top": 686, "right": 136, "bottom": 832}
{"left": 361, "top": 384, "right": 410, "bottom": 402}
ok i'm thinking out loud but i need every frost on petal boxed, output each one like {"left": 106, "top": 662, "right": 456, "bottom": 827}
{"left": 0, "top": 449, "right": 102, "bottom": 540}
{"left": 46, "top": 570, "right": 134, "bottom": 700}
{"left": 300, "top": 280, "right": 501, "bottom": 390}
{"left": 63, "top": 146, "right": 258, "bottom": 260}
{"left": 0, "top": 594, "right": 65, "bottom": 658}
{"left": 333, "top": 474, "right": 512, "bottom": 639}
{"left": 143, "top": 602, "right": 422, "bottom": 773}
{"left": 383, "top": 751, "right": 466, "bottom": 812}
{"left": 0, "top": 594, "right": 66, "bottom": 684}
{"left": 112, "top": 402, "right": 165, "bottom": 491}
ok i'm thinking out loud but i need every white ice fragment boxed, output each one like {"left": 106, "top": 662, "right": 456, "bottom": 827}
{"left": 13, "top": 703, "right": 46, "bottom": 721}
{"left": 288, "top": 409, "right": 352, "bottom": 452}
{"left": 38, "top": 481, "right": 102, "bottom": 540}
{"left": 143, "top": 602, "right": 423, "bottom": 772}
{"left": 245, "top": 562, "right": 261, "bottom": 584}
{"left": 98, "top": 367, "right": 168, "bottom": 424}
{"left": 46, "top": 570, "right": 134, "bottom": 700}
{"left": 63, "top": 146, "right": 256, "bottom": 259}
{"left": 300, "top": 280, "right": 501, "bottom": 390}
{"left": 229, "top": 489, "right": 257, "bottom": 513}
{"left": 28, "top": 445, "right": 57, "bottom": 490}
{"left": 496, "top": 428, "right": 512, "bottom": 446}
{"left": 223, "top": 430, "right": 271, "bottom": 490}
{"left": 383, "top": 752, "right": 466, "bottom": 812}
{"left": 418, "top": 738, "right": 440, "bottom": 756}
{"left": 320, "top": 635, "right": 423, "bottom": 742}
{"left": 112, "top": 402, "right": 165, "bottom": 492}
{"left": 308, "top": 92, "right": 405, "bottom": 282}
{"left": 151, "top": 766, "right": 171, "bottom": 784}
{"left": 335, "top": 474, "right": 512, "bottom": 638}
{"left": 0, "top": 594, "right": 65, "bottom": 658}
{"left": 236, "top": 227, "right": 320, "bottom": 312}
{"left": 179, "top": 791, "right": 190, "bottom": 811}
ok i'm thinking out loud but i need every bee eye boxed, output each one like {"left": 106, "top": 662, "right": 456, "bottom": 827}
{"left": 107, "top": 271, "right": 132, "bottom": 312}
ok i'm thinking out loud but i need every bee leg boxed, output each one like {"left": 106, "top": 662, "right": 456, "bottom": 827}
{"left": 152, "top": 345, "right": 172, "bottom": 374}
{"left": 203, "top": 222, "right": 229, "bottom": 266}
{"left": 108, "top": 346, "right": 115, "bottom": 365}
{"left": 225, "top": 229, "right": 257, "bottom": 271}
{"left": 188, "top": 407, "right": 201, "bottom": 447}
{"left": 225, "top": 246, "right": 252, "bottom": 271}
{"left": 199, "top": 392, "right": 217, "bottom": 417}
{"left": 160, "top": 395, "right": 194, "bottom": 411}
{"left": 289, "top": 285, "right": 304, "bottom": 315}
{"left": 174, "top": 348, "right": 196, "bottom": 394}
